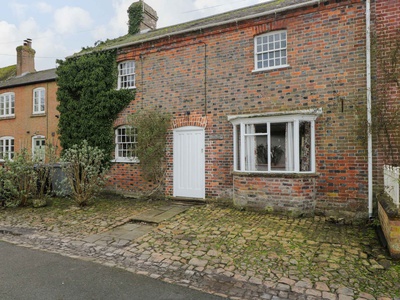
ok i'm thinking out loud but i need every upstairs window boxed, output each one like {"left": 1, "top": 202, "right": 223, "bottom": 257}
{"left": 33, "top": 88, "right": 45, "bottom": 114}
{"left": 114, "top": 126, "right": 138, "bottom": 162}
{"left": 231, "top": 113, "right": 318, "bottom": 173}
{"left": 118, "top": 61, "right": 135, "bottom": 90}
{"left": 0, "top": 92, "right": 15, "bottom": 117}
{"left": 0, "top": 136, "right": 14, "bottom": 161}
{"left": 254, "top": 30, "right": 288, "bottom": 71}
{"left": 32, "top": 135, "right": 46, "bottom": 162}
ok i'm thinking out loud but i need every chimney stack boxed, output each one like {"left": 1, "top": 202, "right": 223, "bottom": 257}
{"left": 128, "top": 1, "right": 158, "bottom": 35}
{"left": 16, "top": 38, "right": 36, "bottom": 76}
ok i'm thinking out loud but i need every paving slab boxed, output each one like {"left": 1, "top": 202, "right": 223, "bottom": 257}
{"left": 83, "top": 203, "right": 191, "bottom": 246}
{"left": 131, "top": 205, "right": 190, "bottom": 223}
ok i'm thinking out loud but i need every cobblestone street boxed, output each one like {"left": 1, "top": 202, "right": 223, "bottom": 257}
{"left": 1, "top": 199, "right": 400, "bottom": 300}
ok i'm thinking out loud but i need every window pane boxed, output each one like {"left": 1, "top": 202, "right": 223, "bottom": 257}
{"left": 245, "top": 135, "right": 257, "bottom": 171}
{"left": 116, "top": 126, "right": 137, "bottom": 160}
{"left": 269, "top": 42, "right": 274, "bottom": 50}
{"left": 243, "top": 123, "right": 269, "bottom": 171}
{"left": 235, "top": 125, "right": 241, "bottom": 170}
{"left": 270, "top": 123, "right": 292, "bottom": 171}
{"left": 118, "top": 61, "right": 135, "bottom": 89}
{"left": 255, "top": 124, "right": 267, "bottom": 133}
{"left": 300, "top": 121, "right": 312, "bottom": 171}
{"left": 255, "top": 136, "right": 268, "bottom": 171}
{"left": 255, "top": 31, "right": 287, "bottom": 70}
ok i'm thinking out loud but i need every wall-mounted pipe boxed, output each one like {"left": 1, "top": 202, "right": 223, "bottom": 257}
{"left": 366, "top": 0, "right": 373, "bottom": 218}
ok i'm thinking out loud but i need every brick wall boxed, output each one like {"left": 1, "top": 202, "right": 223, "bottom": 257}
{"left": 372, "top": 0, "right": 400, "bottom": 185}
{"left": 233, "top": 174, "right": 317, "bottom": 216}
{"left": 108, "top": 0, "right": 370, "bottom": 216}
{"left": 0, "top": 81, "right": 60, "bottom": 156}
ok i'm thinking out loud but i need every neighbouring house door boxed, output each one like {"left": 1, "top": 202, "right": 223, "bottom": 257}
{"left": 173, "top": 126, "right": 205, "bottom": 198}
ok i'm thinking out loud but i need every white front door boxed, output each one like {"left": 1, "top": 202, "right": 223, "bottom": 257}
{"left": 173, "top": 126, "right": 205, "bottom": 198}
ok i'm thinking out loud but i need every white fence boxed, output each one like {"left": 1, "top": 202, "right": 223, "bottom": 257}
{"left": 384, "top": 165, "right": 400, "bottom": 208}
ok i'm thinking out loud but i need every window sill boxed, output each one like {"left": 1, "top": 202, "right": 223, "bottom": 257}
{"left": 232, "top": 171, "right": 319, "bottom": 178}
{"left": 31, "top": 113, "right": 46, "bottom": 118}
{"left": 0, "top": 115, "right": 15, "bottom": 120}
{"left": 111, "top": 158, "right": 140, "bottom": 164}
{"left": 252, "top": 64, "right": 291, "bottom": 74}
{"left": 117, "top": 86, "right": 136, "bottom": 91}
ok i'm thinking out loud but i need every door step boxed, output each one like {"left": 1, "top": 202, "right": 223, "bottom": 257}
{"left": 170, "top": 197, "right": 207, "bottom": 206}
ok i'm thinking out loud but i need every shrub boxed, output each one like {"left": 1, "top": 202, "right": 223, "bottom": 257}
{"left": 129, "top": 109, "right": 171, "bottom": 194}
{"left": 0, "top": 149, "right": 37, "bottom": 207}
{"left": 61, "top": 140, "right": 108, "bottom": 206}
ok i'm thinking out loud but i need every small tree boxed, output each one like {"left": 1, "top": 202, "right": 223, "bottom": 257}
{"left": 129, "top": 109, "right": 171, "bottom": 195}
{"left": 0, "top": 149, "right": 37, "bottom": 207}
{"left": 61, "top": 140, "right": 108, "bottom": 206}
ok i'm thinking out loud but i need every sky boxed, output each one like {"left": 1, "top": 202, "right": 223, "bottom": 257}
{"left": 0, "top": 0, "right": 268, "bottom": 71}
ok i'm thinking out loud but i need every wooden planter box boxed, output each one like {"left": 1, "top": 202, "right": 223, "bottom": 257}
{"left": 378, "top": 195, "right": 400, "bottom": 259}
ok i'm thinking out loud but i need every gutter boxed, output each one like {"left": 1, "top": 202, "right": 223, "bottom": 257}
{"left": 76, "top": 0, "right": 322, "bottom": 55}
{"left": 366, "top": 0, "right": 373, "bottom": 218}
{"left": 0, "top": 77, "right": 56, "bottom": 89}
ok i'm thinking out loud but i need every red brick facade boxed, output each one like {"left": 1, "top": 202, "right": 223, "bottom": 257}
{"left": 0, "top": 40, "right": 59, "bottom": 161}
{"left": 372, "top": 0, "right": 400, "bottom": 180}
{"left": 106, "top": 0, "right": 378, "bottom": 217}
{"left": 0, "top": 78, "right": 59, "bottom": 159}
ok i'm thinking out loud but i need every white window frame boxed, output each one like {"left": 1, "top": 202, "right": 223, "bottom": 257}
{"left": 0, "top": 136, "right": 15, "bottom": 161}
{"left": 32, "top": 135, "right": 46, "bottom": 162}
{"left": 33, "top": 87, "right": 46, "bottom": 114}
{"left": 254, "top": 30, "right": 289, "bottom": 72}
{"left": 0, "top": 92, "right": 15, "bottom": 117}
{"left": 117, "top": 61, "right": 136, "bottom": 90}
{"left": 230, "top": 112, "right": 320, "bottom": 174}
{"left": 113, "top": 125, "right": 139, "bottom": 163}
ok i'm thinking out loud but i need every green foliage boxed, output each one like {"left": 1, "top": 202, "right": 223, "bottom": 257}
{"left": 0, "top": 65, "right": 16, "bottom": 81}
{"left": 34, "top": 142, "right": 59, "bottom": 200}
{"left": 129, "top": 109, "right": 171, "bottom": 185}
{"left": 128, "top": 1, "right": 144, "bottom": 35}
{"left": 0, "top": 145, "right": 59, "bottom": 208}
{"left": 0, "top": 149, "right": 37, "bottom": 207}
{"left": 354, "top": 28, "right": 400, "bottom": 164}
{"left": 61, "top": 140, "right": 108, "bottom": 206}
{"left": 56, "top": 50, "right": 134, "bottom": 162}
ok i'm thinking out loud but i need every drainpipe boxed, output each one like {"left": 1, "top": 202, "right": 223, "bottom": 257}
{"left": 366, "top": 0, "right": 373, "bottom": 218}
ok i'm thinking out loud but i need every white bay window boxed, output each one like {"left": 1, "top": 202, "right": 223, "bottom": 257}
{"left": 230, "top": 111, "right": 320, "bottom": 173}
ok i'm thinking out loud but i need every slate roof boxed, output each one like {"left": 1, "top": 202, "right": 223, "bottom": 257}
{"left": 78, "top": 0, "right": 318, "bottom": 54}
{"left": 0, "top": 68, "right": 57, "bottom": 89}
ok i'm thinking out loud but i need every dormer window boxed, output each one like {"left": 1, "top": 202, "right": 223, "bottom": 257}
{"left": 118, "top": 61, "right": 135, "bottom": 90}
{"left": 33, "top": 87, "right": 45, "bottom": 114}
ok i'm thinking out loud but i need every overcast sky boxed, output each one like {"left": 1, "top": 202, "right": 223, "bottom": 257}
{"left": 0, "top": 0, "right": 268, "bottom": 71}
